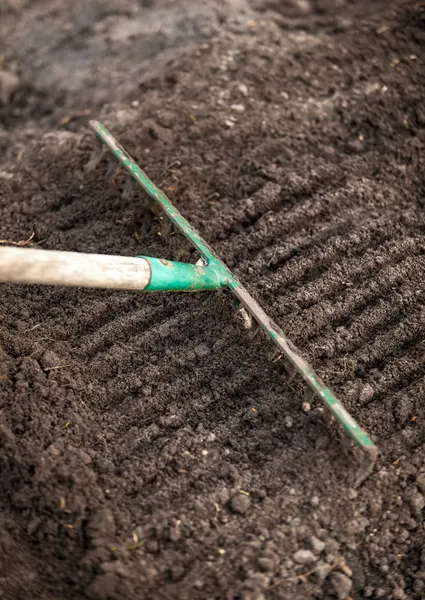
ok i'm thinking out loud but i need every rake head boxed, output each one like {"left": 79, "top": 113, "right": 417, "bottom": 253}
{"left": 0, "top": 120, "right": 378, "bottom": 486}
{"left": 89, "top": 120, "right": 378, "bottom": 486}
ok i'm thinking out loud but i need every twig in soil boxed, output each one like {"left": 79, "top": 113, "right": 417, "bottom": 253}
{"left": 24, "top": 323, "right": 43, "bottom": 333}
{"left": 0, "top": 232, "right": 35, "bottom": 246}
{"left": 127, "top": 540, "right": 145, "bottom": 551}
{"left": 43, "top": 364, "right": 71, "bottom": 372}
{"left": 59, "top": 109, "right": 92, "bottom": 126}
{"left": 246, "top": 562, "right": 340, "bottom": 599}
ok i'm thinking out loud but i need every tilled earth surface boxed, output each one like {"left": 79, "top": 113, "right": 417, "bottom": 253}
{"left": 1, "top": 2, "right": 425, "bottom": 599}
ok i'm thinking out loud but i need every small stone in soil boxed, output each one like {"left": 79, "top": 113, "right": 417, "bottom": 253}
{"left": 329, "top": 572, "right": 353, "bottom": 600}
{"left": 310, "top": 536, "right": 325, "bottom": 554}
{"left": 359, "top": 383, "right": 374, "bottom": 403}
{"left": 40, "top": 349, "right": 61, "bottom": 369}
{"left": 250, "top": 593, "right": 265, "bottom": 600}
{"left": 258, "top": 557, "right": 275, "bottom": 572}
{"left": 284, "top": 415, "right": 293, "bottom": 428}
{"left": 244, "top": 572, "right": 270, "bottom": 591}
{"left": 416, "top": 472, "right": 425, "bottom": 493}
{"left": 295, "top": 0, "right": 312, "bottom": 14}
{"left": 310, "top": 495, "right": 320, "bottom": 507}
{"left": 408, "top": 491, "right": 425, "bottom": 513}
{"left": 237, "top": 83, "right": 248, "bottom": 96}
{"left": 194, "top": 343, "right": 210, "bottom": 359}
{"left": 230, "top": 493, "right": 251, "bottom": 514}
{"left": 293, "top": 549, "right": 317, "bottom": 565}
{"left": 393, "top": 396, "right": 413, "bottom": 424}
{"left": 313, "top": 562, "right": 332, "bottom": 583}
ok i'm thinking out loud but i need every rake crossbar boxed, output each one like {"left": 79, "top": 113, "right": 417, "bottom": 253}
{"left": 90, "top": 120, "right": 378, "bottom": 484}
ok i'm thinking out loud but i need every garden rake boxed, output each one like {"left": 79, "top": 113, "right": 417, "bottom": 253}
{"left": 0, "top": 120, "right": 378, "bottom": 485}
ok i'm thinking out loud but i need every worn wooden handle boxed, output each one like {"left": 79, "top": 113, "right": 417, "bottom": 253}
{"left": 0, "top": 247, "right": 151, "bottom": 290}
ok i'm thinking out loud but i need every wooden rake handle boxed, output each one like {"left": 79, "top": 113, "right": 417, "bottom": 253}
{"left": 0, "top": 246, "right": 151, "bottom": 290}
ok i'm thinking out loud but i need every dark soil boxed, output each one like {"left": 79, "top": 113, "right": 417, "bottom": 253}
{"left": 1, "top": 1, "right": 425, "bottom": 599}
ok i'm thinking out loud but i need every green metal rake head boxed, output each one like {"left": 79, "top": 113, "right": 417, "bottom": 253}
{"left": 0, "top": 121, "right": 378, "bottom": 486}
{"left": 89, "top": 121, "right": 378, "bottom": 485}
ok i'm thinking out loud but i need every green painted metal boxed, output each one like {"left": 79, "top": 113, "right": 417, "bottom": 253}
{"left": 231, "top": 285, "right": 378, "bottom": 463}
{"left": 90, "top": 120, "right": 378, "bottom": 485}
{"left": 90, "top": 120, "right": 235, "bottom": 288}
{"left": 142, "top": 256, "right": 228, "bottom": 292}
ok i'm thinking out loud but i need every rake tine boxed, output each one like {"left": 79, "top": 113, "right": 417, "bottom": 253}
{"left": 84, "top": 143, "right": 105, "bottom": 174}
{"left": 303, "top": 388, "right": 316, "bottom": 404}
{"left": 268, "top": 348, "right": 282, "bottom": 362}
{"left": 106, "top": 157, "right": 120, "bottom": 181}
{"left": 238, "top": 306, "right": 253, "bottom": 330}
{"left": 121, "top": 176, "right": 135, "bottom": 201}
{"left": 286, "top": 366, "right": 298, "bottom": 384}
{"left": 158, "top": 214, "right": 172, "bottom": 238}
{"left": 232, "top": 297, "right": 241, "bottom": 310}
{"left": 249, "top": 322, "right": 261, "bottom": 339}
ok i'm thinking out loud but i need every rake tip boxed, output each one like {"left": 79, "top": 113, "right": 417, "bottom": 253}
{"left": 354, "top": 445, "right": 379, "bottom": 488}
